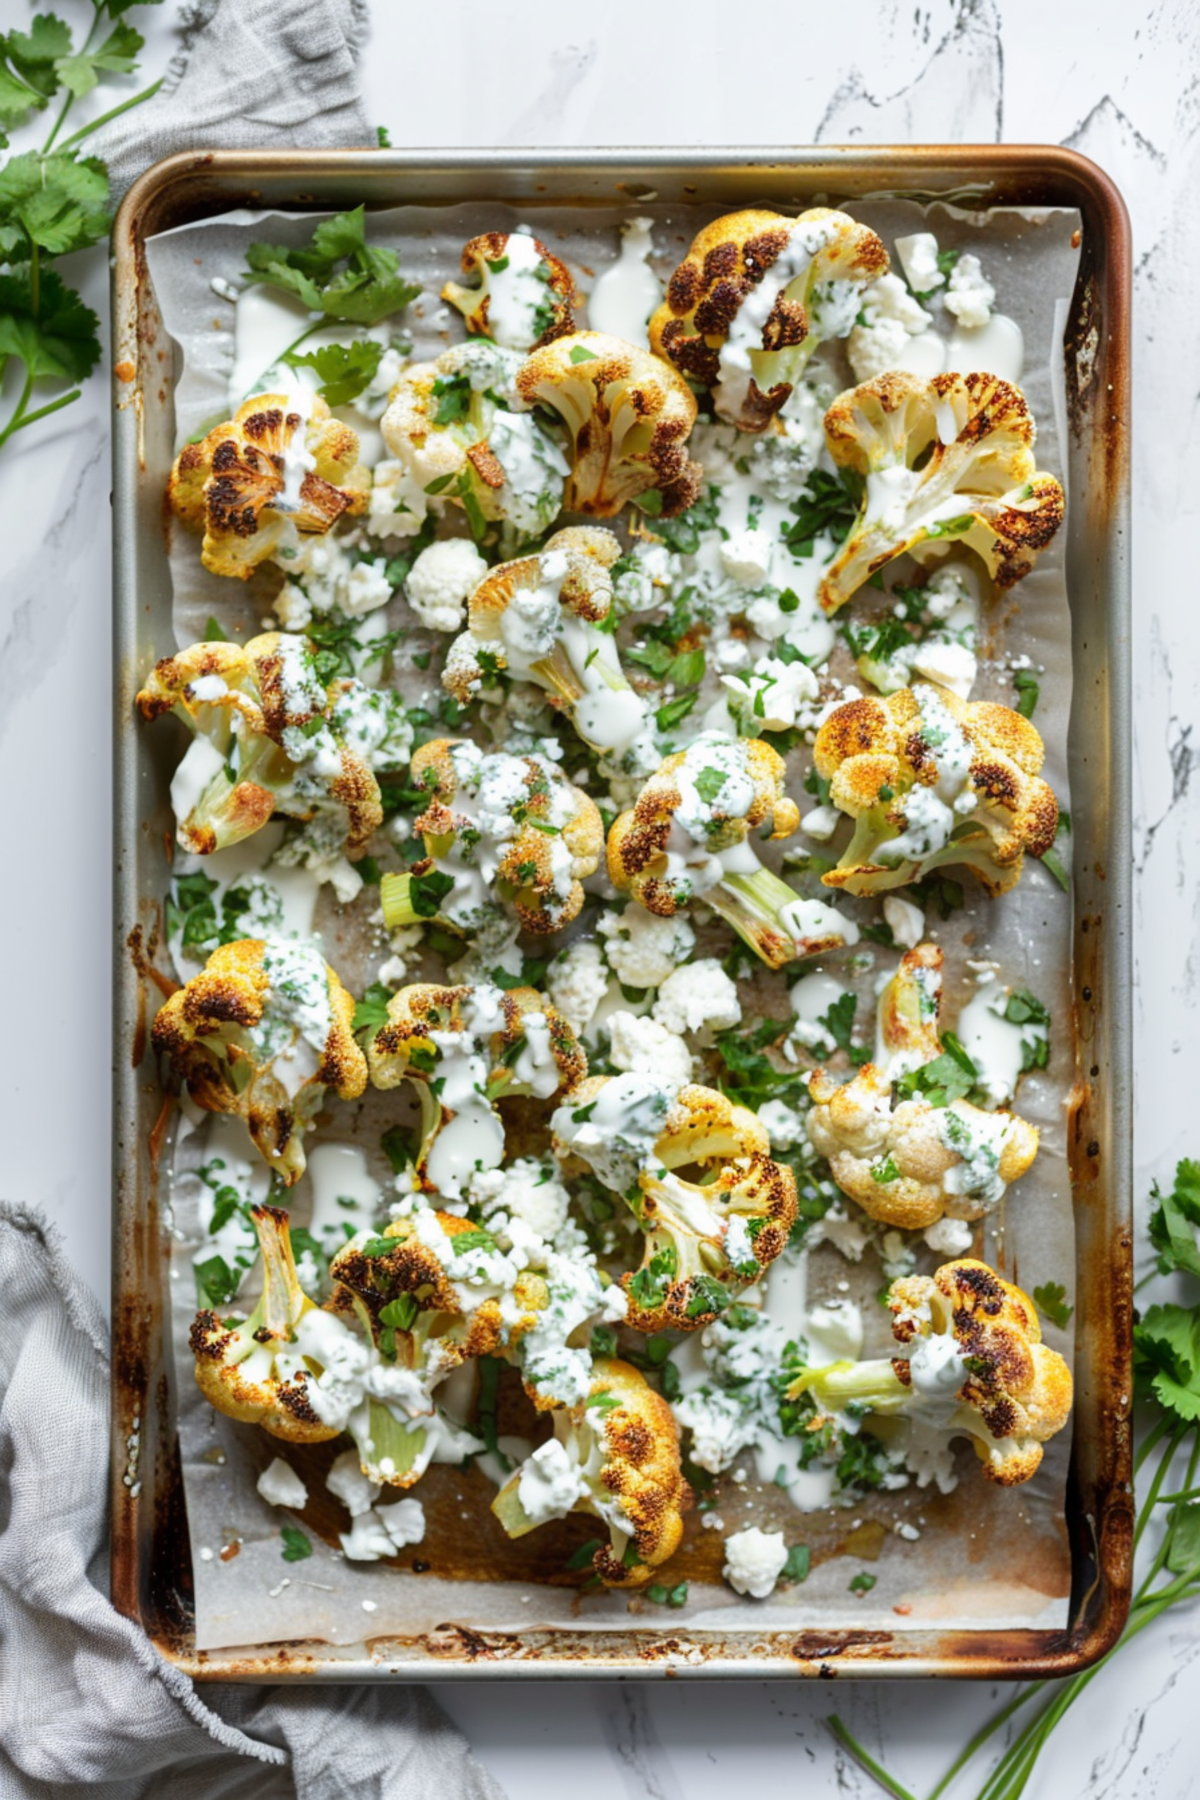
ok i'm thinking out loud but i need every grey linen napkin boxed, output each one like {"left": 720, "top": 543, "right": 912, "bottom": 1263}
{"left": 89, "top": 0, "right": 373, "bottom": 194}
{"left": 0, "top": 1206, "right": 507, "bottom": 1799}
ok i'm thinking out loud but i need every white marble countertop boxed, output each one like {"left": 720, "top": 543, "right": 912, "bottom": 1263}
{"left": 2, "top": 0, "right": 1196, "bottom": 1792}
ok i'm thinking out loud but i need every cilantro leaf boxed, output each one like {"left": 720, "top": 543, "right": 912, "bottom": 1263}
{"left": 1032, "top": 1281, "right": 1073, "bottom": 1330}
{"left": 406, "top": 867, "right": 455, "bottom": 919}
{"left": 0, "top": 265, "right": 101, "bottom": 381}
{"left": 782, "top": 467, "right": 863, "bottom": 557}
{"left": 1148, "top": 1159, "right": 1200, "bottom": 1281}
{"left": 54, "top": 20, "right": 143, "bottom": 99}
{"left": 282, "top": 339, "right": 384, "bottom": 407}
{"left": 896, "top": 1031, "right": 978, "bottom": 1107}
{"left": 280, "top": 1524, "right": 313, "bottom": 1562}
{"left": 245, "top": 205, "right": 420, "bottom": 325}
{"left": 783, "top": 1544, "right": 811, "bottom": 1583}
{"left": 821, "top": 991, "right": 870, "bottom": 1066}
{"left": 1134, "top": 1303, "right": 1200, "bottom": 1424}
{"left": 643, "top": 482, "right": 720, "bottom": 555}
{"left": 8, "top": 14, "right": 72, "bottom": 101}
{"left": 353, "top": 980, "right": 393, "bottom": 1042}
{"left": 1012, "top": 668, "right": 1040, "bottom": 719}
{"left": 0, "top": 150, "right": 109, "bottom": 257}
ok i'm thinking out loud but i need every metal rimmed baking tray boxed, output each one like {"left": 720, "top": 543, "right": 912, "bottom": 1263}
{"left": 111, "top": 145, "right": 1132, "bottom": 1682}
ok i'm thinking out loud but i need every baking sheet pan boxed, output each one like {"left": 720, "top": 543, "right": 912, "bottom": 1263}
{"left": 111, "top": 147, "right": 1132, "bottom": 1680}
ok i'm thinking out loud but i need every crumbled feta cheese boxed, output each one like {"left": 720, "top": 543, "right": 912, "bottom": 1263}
{"left": 652, "top": 960, "right": 742, "bottom": 1037}
{"left": 883, "top": 895, "right": 925, "bottom": 949}
{"left": 516, "top": 1437, "right": 588, "bottom": 1526}
{"left": 607, "top": 1010, "right": 694, "bottom": 1087}
{"left": 256, "top": 1456, "right": 308, "bottom": 1510}
{"left": 326, "top": 1449, "right": 382, "bottom": 1518}
{"left": 722, "top": 1526, "right": 789, "bottom": 1598}
{"left": 758, "top": 1099, "right": 806, "bottom": 1150}
{"left": 469, "top": 1157, "right": 571, "bottom": 1244}
{"left": 721, "top": 654, "right": 819, "bottom": 734}
{"left": 719, "top": 528, "right": 774, "bottom": 590}
{"left": 808, "top": 1202, "right": 869, "bottom": 1261}
{"left": 894, "top": 233, "right": 944, "bottom": 294}
{"left": 801, "top": 804, "right": 841, "bottom": 842}
{"left": 374, "top": 1496, "right": 426, "bottom": 1548}
{"left": 943, "top": 253, "right": 995, "bottom": 330}
{"left": 405, "top": 539, "right": 489, "bottom": 632}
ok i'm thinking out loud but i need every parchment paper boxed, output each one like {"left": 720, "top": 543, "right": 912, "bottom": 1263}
{"left": 145, "top": 198, "right": 1081, "bottom": 1652}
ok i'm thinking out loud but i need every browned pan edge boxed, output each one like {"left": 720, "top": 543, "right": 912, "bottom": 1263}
{"left": 111, "top": 146, "right": 1132, "bottom": 1681}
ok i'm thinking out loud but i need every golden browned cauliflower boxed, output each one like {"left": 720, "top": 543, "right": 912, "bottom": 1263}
{"left": 380, "top": 339, "right": 570, "bottom": 539}
{"left": 786, "top": 1258, "right": 1074, "bottom": 1487}
{"left": 515, "top": 330, "right": 703, "bottom": 517}
{"left": 811, "top": 681, "right": 1060, "bottom": 897}
{"left": 606, "top": 731, "right": 857, "bottom": 969}
{"left": 817, "top": 371, "right": 1066, "bottom": 614}
{"left": 441, "top": 230, "right": 577, "bottom": 349}
{"left": 168, "top": 392, "right": 370, "bottom": 580}
{"left": 379, "top": 737, "right": 603, "bottom": 939}
{"left": 552, "top": 1075, "right": 797, "bottom": 1332}
{"left": 367, "top": 981, "right": 585, "bottom": 1203}
{"left": 491, "top": 1357, "right": 692, "bottom": 1588}
{"left": 151, "top": 938, "right": 367, "bottom": 1185}
{"left": 189, "top": 1203, "right": 339, "bottom": 1442}
{"left": 136, "top": 632, "right": 408, "bottom": 857}
{"left": 441, "top": 525, "right": 648, "bottom": 755}
{"left": 649, "top": 207, "right": 888, "bottom": 430}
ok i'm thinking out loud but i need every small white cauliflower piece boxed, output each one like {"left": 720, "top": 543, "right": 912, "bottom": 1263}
{"left": 652, "top": 959, "right": 742, "bottom": 1037}
{"left": 943, "top": 253, "right": 995, "bottom": 329}
{"left": 256, "top": 1456, "right": 308, "bottom": 1509}
{"left": 923, "top": 1216, "right": 975, "bottom": 1256}
{"left": 847, "top": 274, "right": 938, "bottom": 384}
{"left": 546, "top": 939, "right": 609, "bottom": 1036}
{"left": 405, "top": 538, "right": 489, "bottom": 632}
{"left": 723, "top": 1525, "right": 789, "bottom": 1598}
{"left": 606, "top": 1010, "right": 694, "bottom": 1087}
{"left": 469, "top": 1157, "right": 571, "bottom": 1243}
{"left": 598, "top": 906, "right": 696, "bottom": 989}
{"left": 722, "top": 654, "right": 819, "bottom": 735}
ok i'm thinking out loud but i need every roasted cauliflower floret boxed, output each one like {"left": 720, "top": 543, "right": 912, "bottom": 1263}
{"left": 367, "top": 982, "right": 585, "bottom": 1202}
{"left": 649, "top": 208, "right": 888, "bottom": 431}
{"left": 189, "top": 1203, "right": 338, "bottom": 1441}
{"left": 151, "top": 938, "right": 367, "bottom": 1185}
{"left": 817, "top": 371, "right": 1065, "bottom": 614}
{"left": 874, "top": 942, "right": 945, "bottom": 1080}
{"left": 805, "top": 1059, "right": 1039, "bottom": 1230}
{"left": 553, "top": 1075, "right": 797, "bottom": 1332}
{"left": 381, "top": 340, "right": 569, "bottom": 538}
{"left": 167, "top": 392, "right": 370, "bottom": 580}
{"left": 812, "top": 681, "right": 1059, "bottom": 897}
{"left": 136, "top": 632, "right": 409, "bottom": 858}
{"left": 441, "top": 230, "right": 576, "bottom": 350}
{"left": 380, "top": 737, "right": 603, "bottom": 938}
{"left": 442, "top": 525, "right": 646, "bottom": 754}
{"left": 492, "top": 1358, "right": 691, "bottom": 1588}
{"left": 785, "top": 1259, "right": 1073, "bottom": 1486}
{"left": 607, "top": 732, "right": 858, "bottom": 969}
{"left": 515, "top": 331, "right": 702, "bottom": 518}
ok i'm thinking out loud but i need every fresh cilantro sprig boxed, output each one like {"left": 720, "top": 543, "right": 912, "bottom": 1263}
{"left": 828, "top": 1156, "right": 1200, "bottom": 1800}
{"left": 245, "top": 204, "right": 420, "bottom": 325}
{"left": 0, "top": 4, "right": 164, "bottom": 452}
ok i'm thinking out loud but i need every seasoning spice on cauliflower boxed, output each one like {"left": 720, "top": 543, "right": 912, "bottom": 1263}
{"left": 152, "top": 939, "right": 367, "bottom": 1186}
{"left": 649, "top": 207, "right": 888, "bottom": 431}
{"left": 366, "top": 981, "right": 585, "bottom": 1203}
{"left": 812, "top": 682, "right": 1060, "bottom": 898}
{"left": 442, "top": 230, "right": 576, "bottom": 350}
{"left": 167, "top": 392, "right": 370, "bottom": 580}
{"left": 491, "top": 1358, "right": 691, "bottom": 1588}
{"left": 515, "top": 330, "right": 703, "bottom": 518}
{"left": 554, "top": 1077, "right": 797, "bottom": 1332}
{"left": 442, "top": 526, "right": 647, "bottom": 755}
{"left": 607, "top": 733, "right": 859, "bottom": 969}
{"left": 817, "top": 371, "right": 1065, "bottom": 616}
{"left": 379, "top": 738, "right": 603, "bottom": 938}
{"left": 784, "top": 1258, "right": 1073, "bottom": 1487}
